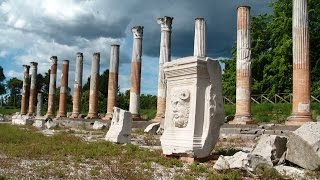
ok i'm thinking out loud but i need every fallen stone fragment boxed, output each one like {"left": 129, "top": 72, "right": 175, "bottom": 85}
{"left": 92, "top": 121, "right": 107, "bottom": 130}
{"left": 274, "top": 165, "right": 305, "bottom": 180}
{"left": 286, "top": 122, "right": 320, "bottom": 170}
{"left": 45, "top": 118, "right": 58, "bottom": 129}
{"left": 12, "top": 114, "right": 33, "bottom": 125}
{"left": 33, "top": 119, "right": 45, "bottom": 129}
{"left": 213, "top": 151, "right": 249, "bottom": 170}
{"left": 105, "top": 107, "right": 132, "bottom": 144}
{"left": 144, "top": 122, "right": 160, "bottom": 134}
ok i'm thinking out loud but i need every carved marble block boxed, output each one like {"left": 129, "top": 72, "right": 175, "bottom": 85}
{"left": 160, "top": 56, "right": 225, "bottom": 158}
{"left": 105, "top": 107, "right": 132, "bottom": 144}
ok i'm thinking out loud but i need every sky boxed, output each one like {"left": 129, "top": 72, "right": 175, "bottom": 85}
{"left": 0, "top": 0, "right": 271, "bottom": 95}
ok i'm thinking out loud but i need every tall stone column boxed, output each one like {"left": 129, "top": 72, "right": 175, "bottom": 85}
{"left": 21, "top": 65, "right": 30, "bottom": 115}
{"left": 57, "top": 60, "right": 69, "bottom": 118}
{"left": 194, "top": 17, "right": 207, "bottom": 57}
{"left": 129, "top": 26, "right": 143, "bottom": 121}
{"left": 27, "top": 62, "right": 38, "bottom": 116}
{"left": 71, "top": 52, "right": 83, "bottom": 118}
{"left": 104, "top": 45, "right": 120, "bottom": 120}
{"left": 36, "top": 93, "right": 43, "bottom": 117}
{"left": 232, "top": 6, "right": 253, "bottom": 124}
{"left": 287, "top": 0, "right": 312, "bottom": 125}
{"left": 86, "top": 53, "right": 100, "bottom": 119}
{"left": 46, "top": 56, "right": 57, "bottom": 118}
{"left": 155, "top": 16, "right": 173, "bottom": 122}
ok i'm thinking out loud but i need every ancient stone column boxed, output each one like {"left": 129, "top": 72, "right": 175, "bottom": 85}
{"left": 36, "top": 93, "right": 43, "bottom": 117}
{"left": 57, "top": 60, "right": 69, "bottom": 118}
{"left": 287, "top": 0, "right": 312, "bottom": 125}
{"left": 71, "top": 52, "right": 83, "bottom": 118}
{"left": 129, "top": 26, "right": 143, "bottom": 121}
{"left": 27, "top": 62, "right": 38, "bottom": 116}
{"left": 232, "top": 6, "right": 253, "bottom": 124}
{"left": 86, "top": 53, "right": 100, "bottom": 119}
{"left": 21, "top": 65, "right": 30, "bottom": 115}
{"left": 194, "top": 17, "right": 207, "bottom": 57}
{"left": 104, "top": 45, "right": 120, "bottom": 120}
{"left": 46, "top": 56, "right": 57, "bottom": 118}
{"left": 155, "top": 16, "right": 173, "bottom": 122}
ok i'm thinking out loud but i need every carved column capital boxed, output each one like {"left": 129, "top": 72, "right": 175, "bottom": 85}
{"left": 157, "top": 16, "right": 173, "bottom": 31}
{"left": 131, "top": 26, "right": 144, "bottom": 39}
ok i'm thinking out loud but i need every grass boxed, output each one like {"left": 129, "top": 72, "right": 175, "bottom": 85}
{"left": 140, "top": 109, "right": 156, "bottom": 120}
{"left": 225, "top": 103, "right": 320, "bottom": 123}
{"left": 0, "top": 107, "right": 19, "bottom": 115}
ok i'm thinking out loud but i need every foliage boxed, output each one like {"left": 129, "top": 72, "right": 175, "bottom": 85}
{"left": 222, "top": 0, "right": 320, "bottom": 97}
{"left": 6, "top": 78, "right": 23, "bottom": 107}
{"left": 0, "top": 66, "right": 5, "bottom": 95}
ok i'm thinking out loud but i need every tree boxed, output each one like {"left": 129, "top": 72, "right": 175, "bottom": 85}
{"left": 6, "top": 78, "right": 23, "bottom": 107}
{"left": 0, "top": 66, "right": 5, "bottom": 95}
{"left": 222, "top": 0, "right": 320, "bottom": 97}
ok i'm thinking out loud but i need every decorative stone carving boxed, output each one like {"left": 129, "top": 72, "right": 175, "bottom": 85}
{"left": 160, "top": 56, "right": 225, "bottom": 158}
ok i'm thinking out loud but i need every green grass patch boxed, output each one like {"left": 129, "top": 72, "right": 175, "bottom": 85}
{"left": 140, "top": 109, "right": 156, "bottom": 120}
{"left": 0, "top": 107, "right": 19, "bottom": 115}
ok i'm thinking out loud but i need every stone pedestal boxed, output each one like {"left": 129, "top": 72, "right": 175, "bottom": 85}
{"left": 129, "top": 26, "right": 143, "bottom": 121}
{"left": 286, "top": 0, "right": 312, "bottom": 125}
{"left": 46, "top": 56, "right": 57, "bottom": 118}
{"left": 160, "top": 56, "right": 225, "bottom": 158}
{"left": 155, "top": 16, "right": 173, "bottom": 123}
{"left": 57, "top": 60, "right": 69, "bottom": 118}
{"left": 105, "top": 107, "right": 132, "bottom": 144}
{"left": 232, "top": 6, "right": 254, "bottom": 124}
{"left": 71, "top": 52, "right": 83, "bottom": 118}
{"left": 86, "top": 53, "right": 100, "bottom": 119}
{"left": 104, "top": 45, "right": 120, "bottom": 120}
{"left": 27, "top": 62, "right": 38, "bottom": 116}
{"left": 21, "top": 65, "right": 30, "bottom": 115}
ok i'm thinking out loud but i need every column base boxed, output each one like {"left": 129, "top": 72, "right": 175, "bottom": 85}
{"left": 131, "top": 114, "right": 141, "bottom": 121}
{"left": 102, "top": 113, "right": 113, "bottom": 120}
{"left": 153, "top": 115, "right": 164, "bottom": 123}
{"left": 286, "top": 114, "right": 313, "bottom": 126}
{"left": 56, "top": 113, "right": 67, "bottom": 118}
{"left": 229, "top": 115, "right": 255, "bottom": 125}
{"left": 85, "top": 113, "right": 99, "bottom": 119}
{"left": 70, "top": 113, "right": 80, "bottom": 119}
{"left": 45, "top": 113, "right": 55, "bottom": 118}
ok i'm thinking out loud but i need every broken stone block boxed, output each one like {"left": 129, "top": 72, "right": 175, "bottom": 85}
{"left": 249, "top": 134, "right": 287, "bottom": 170}
{"left": 45, "top": 118, "right": 57, "bottom": 129}
{"left": 286, "top": 122, "right": 320, "bottom": 170}
{"left": 92, "top": 121, "right": 107, "bottom": 130}
{"left": 33, "top": 119, "right": 45, "bottom": 129}
{"left": 144, "top": 122, "right": 160, "bottom": 134}
{"left": 213, "top": 151, "right": 249, "bottom": 170}
{"left": 274, "top": 165, "right": 305, "bottom": 180}
{"left": 105, "top": 107, "right": 132, "bottom": 144}
{"left": 12, "top": 114, "right": 33, "bottom": 125}
{"left": 160, "top": 57, "right": 225, "bottom": 158}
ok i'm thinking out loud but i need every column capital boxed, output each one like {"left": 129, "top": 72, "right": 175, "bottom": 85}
{"left": 76, "top": 52, "right": 83, "bottom": 57}
{"left": 30, "top": 62, "right": 38, "bottom": 67}
{"left": 23, "top": 65, "right": 30, "bottom": 69}
{"left": 50, "top": 56, "right": 57, "bottom": 64}
{"left": 132, "top": 26, "right": 144, "bottom": 39}
{"left": 157, "top": 16, "right": 173, "bottom": 31}
{"left": 63, "top": 60, "right": 69, "bottom": 64}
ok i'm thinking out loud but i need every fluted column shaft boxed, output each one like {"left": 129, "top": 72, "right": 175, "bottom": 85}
{"left": 21, "top": 65, "right": 30, "bottom": 115}
{"left": 287, "top": 0, "right": 312, "bottom": 125}
{"left": 71, "top": 53, "right": 83, "bottom": 118}
{"left": 27, "top": 62, "right": 38, "bottom": 116}
{"left": 129, "top": 26, "right": 143, "bottom": 121}
{"left": 155, "top": 16, "right": 173, "bottom": 122}
{"left": 46, "top": 56, "right": 57, "bottom": 118}
{"left": 194, "top": 17, "right": 207, "bottom": 57}
{"left": 86, "top": 53, "right": 100, "bottom": 119}
{"left": 57, "top": 60, "right": 69, "bottom": 117}
{"left": 105, "top": 45, "right": 120, "bottom": 120}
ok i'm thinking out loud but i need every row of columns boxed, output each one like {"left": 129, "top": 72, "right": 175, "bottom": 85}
{"left": 20, "top": 0, "right": 312, "bottom": 125}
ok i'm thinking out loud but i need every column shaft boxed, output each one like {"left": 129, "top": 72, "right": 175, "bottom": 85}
{"left": 46, "top": 56, "right": 57, "bottom": 118}
{"left": 86, "top": 53, "right": 100, "bottom": 119}
{"left": 21, "top": 65, "right": 30, "bottom": 115}
{"left": 194, "top": 17, "right": 207, "bottom": 57}
{"left": 57, "top": 60, "right": 69, "bottom": 117}
{"left": 129, "top": 26, "right": 143, "bottom": 120}
{"left": 71, "top": 53, "right": 83, "bottom": 118}
{"left": 27, "top": 62, "right": 38, "bottom": 116}
{"left": 36, "top": 93, "right": 43, "bottom": 117}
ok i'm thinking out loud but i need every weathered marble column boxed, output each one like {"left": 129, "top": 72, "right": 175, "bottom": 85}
{"left": 287, "top": 0, "right": 312, "bottom": 125}
{"left": 194, "top": 17, "right": 207, "bottom": 57}
{"left": 129, "top": 26, "right": 143, "bottom": 121}
{"left": 21, "top": 65, "right": 30, "bottom": 115}
{"left": 71, "top": 52, "right": 83, "bottom": 118}
{"left": 36, "top": 93, "right": 43, "bottom": 117}
{"left": 155, "top": 16, "right": 173, "bottom": 122}
{"left": 57, "top": 60, "right": 69, "bottom": 118}
{"left": 232, "top": 6, "right": 253, "bottom": 124}
{"left": 104, "top": 45, "right": 120, "bottom": 120}
{"left": 46, "top": 56, "right": 57, "bottom": 118}
{"left": 27, "top": 62, "right": 38, "bottom": 116}
{"left": 86, "top": 53, "right": 100, "bottom": 119}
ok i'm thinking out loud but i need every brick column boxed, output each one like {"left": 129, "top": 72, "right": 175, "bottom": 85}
{"left": 46, "top": 56, "right": 57, "bottom": 118}
{"left": 232, "top": 6, "right": 254, "bottom": 124}
{"left": 57, "top": 60, "right": 69, "bottom": 118}
{"left": 86, "top": 53, "right": 100, "bottom": 119}
{"left": 21, "top": 65, "right": 30, "bottom": 115}
{"left": 129, "top": 26, "right": 143, "bottom": 121}
{"left": 71, "top": 52, "right": 83, "bottom": 118}
{"left": 155, "top": 16, "right": 173, "bottom": 122}
{"left": 27, "top": 62, "right": 38, "bottom": 116}
{"left": 194, "top": 17, "right": 207, "bottom": 57}
{"left": 286, "top": 0, "right": 312, "bottom": 125}
{"left": 104, "top": 45, "right": 120, "bottom": 120}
